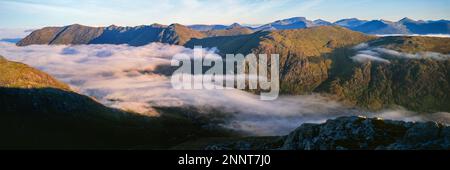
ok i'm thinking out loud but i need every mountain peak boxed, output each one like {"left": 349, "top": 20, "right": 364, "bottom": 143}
{"left": 399, "top": 17, "right": 416, "bottom": 23}
{"left": 313, "top": 19, "right": 332, "bottom": 26}
{"left": 280, "top": 17, "right": 308, "bottom": 23}
{"left": 228, "top": 23, "right": 242, "bottom": 28}
{"left": 334, "top": 18, "right": 368, "bottom": 28}
{"left": 66, "top": 23, "right": 87, "bottom": 28}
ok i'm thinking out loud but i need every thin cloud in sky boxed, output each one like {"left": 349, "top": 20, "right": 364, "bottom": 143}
{"left": 0, "top": 0, "right": 449, "bottom": 28}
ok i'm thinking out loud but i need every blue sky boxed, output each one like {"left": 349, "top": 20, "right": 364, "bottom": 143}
{"left": 0, "top": 0, "right": 449, "bottom": 28}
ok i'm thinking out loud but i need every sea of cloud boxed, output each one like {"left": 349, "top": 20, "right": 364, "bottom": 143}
{"left": 0, "top": 42, "right": 449, "bottom": 136}
{"left": 351, "top": 43, "right": 450, "bottom": 64}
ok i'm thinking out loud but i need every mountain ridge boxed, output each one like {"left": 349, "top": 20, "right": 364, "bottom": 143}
{"left": 17, "top": 23, "right": 206, "bottom": 46}
{"left": 185, "top": 26, "right": 450, "bottom": 112}
{"left": 16, "top": 17, "right": 450, "bottom": 46}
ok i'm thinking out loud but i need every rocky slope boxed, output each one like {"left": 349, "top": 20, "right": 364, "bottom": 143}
{"left": 17, "top": 23, "right": 206, "bottom": 46}
{"left": 185, "top": 26, "right": 450, "bottom": 112}
{"left": 281, "top": 116, "right": 449, "bottom": 150}
{"left": 185, "top": 116, "right": 449, "bottom": 150}
{"left": 0, "top": 56, "right": 70, "bottom": 90}
{"left": 202, "top": 23, "right": 254, "bottom": 37}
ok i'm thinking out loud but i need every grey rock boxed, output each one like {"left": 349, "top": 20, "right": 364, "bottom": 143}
{"left": 205, "top": 116, "right": 450, "bottom": 150}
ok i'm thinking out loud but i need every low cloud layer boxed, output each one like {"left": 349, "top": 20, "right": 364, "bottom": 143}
{"left": 0, "top": 42, "right": 448, "bottom": 136}
{"left": 351, "top": 43, "right": 450, "bottom": 64}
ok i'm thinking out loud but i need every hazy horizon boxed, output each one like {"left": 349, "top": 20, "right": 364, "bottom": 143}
{"left": 1, "top": 0, "right": 449, "bottom": 28}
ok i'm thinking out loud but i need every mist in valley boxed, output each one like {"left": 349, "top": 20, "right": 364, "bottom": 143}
{"left": 0, "top": 41, "right": 448, "bottom": 136}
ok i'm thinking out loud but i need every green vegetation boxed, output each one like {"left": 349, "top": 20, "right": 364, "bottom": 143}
{"left": 0, "top": 56, "right": 70, "bottom": 90}
{"left": 327, "top": 56, "right": 450, "bottom": 112}
{"left": 370, "top": 36, "right": 450, "bottom": 54}
{"left": 202, "top": 26, "right": 254, "bottom": 37}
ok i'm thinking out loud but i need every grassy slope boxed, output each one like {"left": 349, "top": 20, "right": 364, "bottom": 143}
{"left": 0, "top": 57, "right": 234, "bottom": 149}
{"left": 0, "top": 56, "right": 70, "bottom": 90}
{"left": 202, "top": 26, "right": 254, "bottom": 37}
{"left": 326, "top": 37, "right": 450, "bottom": 112}
{"left": 185, "top": 26, "right": 450, "bottom": 112}
{"left": 370, "top": 36, "right": 450, "bottom": 54}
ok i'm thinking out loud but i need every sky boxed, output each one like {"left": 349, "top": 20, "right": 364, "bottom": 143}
{"left": 0, "top": 0, "right": 449, "bottom": 28}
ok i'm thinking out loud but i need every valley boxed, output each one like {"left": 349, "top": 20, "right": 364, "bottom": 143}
{"left": 1, "top": 16, "right": 449, "bottom": 150}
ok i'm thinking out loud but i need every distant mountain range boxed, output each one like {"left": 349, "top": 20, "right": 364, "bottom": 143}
{"left": 17, "top": 23, "right": 206, "bottom": 46}
{"left": 253, "top": 17, "right": 449, "bottom": 34}
{"left": 16, "top": 17, "right": 449, "bottom": 47}
{"left": 189, "top": 17, "right": 449, "bottom": 35}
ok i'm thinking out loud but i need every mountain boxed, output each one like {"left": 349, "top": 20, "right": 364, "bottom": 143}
{"left": 335, "top": 18, "right": 368, "bottom": 28}
{"left": 181, "top": 116, "right": 449, "bottom": 150}
{"left": 352, "top": 20, "right": 411, "bottom": 34}
{"left": 258, "top": 17, "right": 450, "bottom": 35}
{"left": 188, "top": 24, "right": 228, "bottom": 31}
{"left": 159, "top": 23, "right": 206, "bottom": 45}
{"left": 186, "top": 26, "right": 373, "bottom": 93}
{"left": 202, "top": 23, "right": 254, "bottom": 37}
{"left": 398, "top": 17, "right": 450, "bottom": 34}
{"left": 0, "top": 56, "right": 70, "bottom": 90}
{"left": 254, "top": 17, "right": 330, "bottom": 31}
{"left": 313, "top": 19, "right": 333, "bottom": 26}
{"left": 0, "top": 56, "right": 233, "bottom": 149}
{"left": 336, "top": 17, "right": 450, "bottom": 34}
{"left": 185, "top": 26, "right": 450, "bottom": 112}
{"left": 327, "top": 36, "right": 450, "bottom": 112}
{"left": 17, "top": 23, "right": 206, "bottom": 46}
{"left": 16, "top": 17, "right": 450, "bottom": 47}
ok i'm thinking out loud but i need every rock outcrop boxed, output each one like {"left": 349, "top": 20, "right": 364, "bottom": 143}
{"left": 201, "top": 116, "right": 450, "bottom": 150}
{"left": 282, "top": 116, "right": 449, "bottom": 150}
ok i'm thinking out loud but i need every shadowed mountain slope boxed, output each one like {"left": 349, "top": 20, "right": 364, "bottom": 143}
{"left": 17, "top": 24, "right": 206, "bottom": 46}
{"left": 0, "top": 57, "right": 233, "bottom": 149}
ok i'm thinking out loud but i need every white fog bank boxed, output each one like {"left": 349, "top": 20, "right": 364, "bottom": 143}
{"left": 1, "top": 42, "right": 448, "bottom": 136}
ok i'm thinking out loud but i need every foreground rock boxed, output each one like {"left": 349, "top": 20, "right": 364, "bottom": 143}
{"left": 200, "top": 116, "right": 449, "bottom": 150}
